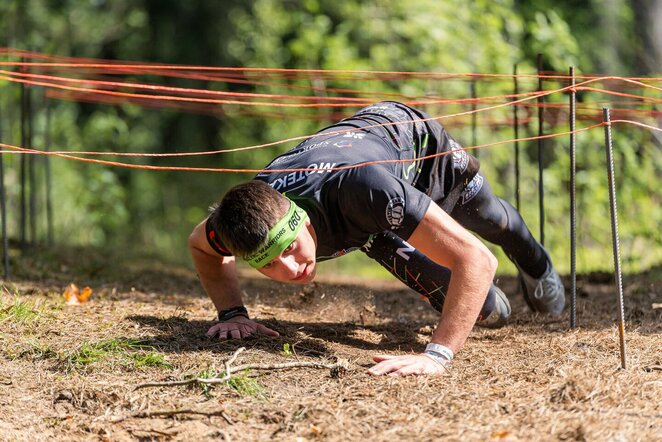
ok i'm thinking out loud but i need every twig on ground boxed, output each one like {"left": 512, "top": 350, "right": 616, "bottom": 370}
{"left": 224, "top": 347, "right": 245, "bottom": 378}
{"left": 109, "top": 408, "right": 234, "bottom": 424}
{"left": 134, "top": 347, "right": 348, "bottom": 390}
{"left": 128, "top": 428, "right": 176, "bottom": 438}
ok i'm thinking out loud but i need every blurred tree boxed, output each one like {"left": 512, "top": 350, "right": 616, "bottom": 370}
{"left": 0, "top": 0, "right": 659, "bottom": 272}
{"left": 631, "top": 0, "right": 662, "bottom": 74}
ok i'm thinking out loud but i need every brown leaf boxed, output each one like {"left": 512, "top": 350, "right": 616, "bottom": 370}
{"left": 63, "top": 283, "right": 79, "bottom": 304}
{"left": 78, "top": 287, "right": 93, "bottom": 303}
{"left": 63, "top": 283, "right": 93, "bottom": 305}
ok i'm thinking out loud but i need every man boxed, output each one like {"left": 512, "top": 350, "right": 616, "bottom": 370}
{"left": 188, "top": 101, "right": 565, "bottom": 377}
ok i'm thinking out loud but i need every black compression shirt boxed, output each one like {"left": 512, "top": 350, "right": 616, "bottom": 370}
{"left": 206, "top": 101, "right": 458, "bottom": 261}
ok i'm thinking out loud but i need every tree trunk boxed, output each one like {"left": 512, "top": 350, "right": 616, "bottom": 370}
{"left": 631, "top": 0, "right": 662, "bottom": 74}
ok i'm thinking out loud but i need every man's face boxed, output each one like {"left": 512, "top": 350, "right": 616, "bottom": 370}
{"left": 256, "top": 219, "right": 317, "bottom": 284}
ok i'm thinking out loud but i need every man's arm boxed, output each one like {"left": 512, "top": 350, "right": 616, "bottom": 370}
{"left": 368, "top": 201, "right": 497, "bottom": 376}
{"left": 188, "top": 219, "right": 279, "bottom": 339}
{"left": 409, "top": 202, "right": 497, "bottom": 352}
{"left": 188, "top": 219, "right": 243, "bottom": 311}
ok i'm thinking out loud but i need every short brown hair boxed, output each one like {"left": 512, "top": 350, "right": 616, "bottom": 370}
{"left": 209, "top": 180, "right": 289, "bottom": 257}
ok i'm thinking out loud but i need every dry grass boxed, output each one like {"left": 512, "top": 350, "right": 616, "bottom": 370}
{"left": 0, "top": 249, "right": 660, "bottom": 441}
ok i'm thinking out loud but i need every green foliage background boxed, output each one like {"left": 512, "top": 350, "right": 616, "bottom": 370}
{"left": 0, "top": 0, "right": 660, "bottom": 277}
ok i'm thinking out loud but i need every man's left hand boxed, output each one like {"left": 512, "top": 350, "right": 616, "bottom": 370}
{"left": 368, "top": 354, "right": 448, "bottom": 377}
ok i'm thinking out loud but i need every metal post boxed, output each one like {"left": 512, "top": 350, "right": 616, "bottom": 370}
{"left": 27, "top": 75, "right": 36, "bottom": 246}
{"left": 602, "top": 108, "right": 627, "bottom": 370}
{"left": 537, "top": 53, "right": 545, "bottom": 245}
{"left": 44, "top": 96, "right": 53, "bottom": 246}
{"left": 19, "top": 60, "right": 27, "bottom": 250}
{"left": 569, "top": 67, "right": 577, "bottom": 329}
{"left": 0, "top": 81, "right": 9, "bottom": 278}
{"left": 513, "top": 64, "right": 520, "bottom": 211}
{"left": 470, "top": 79, "right": 478, "bottom": 158}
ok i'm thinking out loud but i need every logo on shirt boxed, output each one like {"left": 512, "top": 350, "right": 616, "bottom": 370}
{"left": 343, "top": 131, "right": 365, "bottom": 140}
{"left": 385, "top": 197, "right": 405, "bottom": 230}
{"left": 269, "top": 162, "right": 337, "bottom": 191}
{"left": 258, "top": 140, "right": 332, "bottom": 172}
{"left": 333, "top": 140, "right": 353, "bottom": 148}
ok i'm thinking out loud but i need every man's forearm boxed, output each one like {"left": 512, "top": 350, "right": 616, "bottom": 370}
{"left": 430, "top": 252, "right": 496, "bottom": 353}
{"left": 407, "top": 203, "right": 498, "bottom": 355}
{"left": 190, "top": 247, "right": 244, "bottom": 312}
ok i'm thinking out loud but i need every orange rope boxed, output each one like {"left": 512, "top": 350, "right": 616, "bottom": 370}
{"left": 0, "top": 69, "right": 573, "bottom": 108}
{"left": 19, "top": 82, "right": 580, "bottom": 157}
{"left": 610, "top": 119, "right": 662, "bottom": 133}
{"left": 4, "top": 48, "right": 662, "bottom": 84}
{"left": 2, "top": 50, "right": 659, "bottom": 172}
{"left": 0, "top": 69, "right": 372, "bottom": 103}
{"left": 0, "top": 73, "right": 375, "bottom": 108}
{"left": 0, "top": 123, "right": 605, "bottom": 173}
{"left": 576, "top": 86, "right": 662, "bottom": 104}
{"left": 7, "top": 120, "right": 659, "bottom": 173}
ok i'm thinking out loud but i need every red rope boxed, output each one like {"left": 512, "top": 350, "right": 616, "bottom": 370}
{"left": 16, "top": 82, "right": 581, "bottom": 157}
{"left": 0, "top": 69, "right": 573, "bottom": 108}
{"left": 4, "top": 48, "right": 662, "bottom": 84}
{"left": 0, "top": 123, "right": 606, "bottom": 173}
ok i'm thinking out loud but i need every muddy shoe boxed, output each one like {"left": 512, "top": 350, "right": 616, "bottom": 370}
{"left": 477, "top": 285, "right": 511, "bottom": 328}
{"left": 517, "top": 249, "right": 565, "bottom": 315}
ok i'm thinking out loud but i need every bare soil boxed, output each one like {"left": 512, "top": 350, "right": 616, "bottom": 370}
{"left": 0, "top": 248, "right": 660, "bottom": 441}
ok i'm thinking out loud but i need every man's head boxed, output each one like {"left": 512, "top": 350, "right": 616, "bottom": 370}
{"left": 209, "top": 180, "right": 317, "bottom": 283}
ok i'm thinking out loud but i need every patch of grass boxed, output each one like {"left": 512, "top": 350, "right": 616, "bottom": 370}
{"left": 0, "top": 297, "right": 40, "bottom": 325}
{"left": 281, "top": 342, "right": 293, "bottom": 357}
{"left": 16, "top": 339, "right": 57, "bottom": 361}
{"left": 185, "top": 366, "right": 268, "bottom": 400}
{"left": 129, "top": 351, "right": 172, "bottom": 369}
{"left": 63, "top": 338, "right": 157, "bottom": 369}
{"left": 69, "top": 342, "right": 109, "bottom": 366}
{"left": 0, "top": 336, "right": 56, "bottom": 361}
{"left": 227, "top": 369, "right": 267, "bottom": 400}
{"left": 185, "top": 367, "right": 267, "bottom": 400}
{"left": 188, "top": 366, "right": 220, "bottom": 397}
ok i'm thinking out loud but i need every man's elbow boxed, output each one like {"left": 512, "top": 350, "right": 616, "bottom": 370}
{"left": 482, "top": 248, "right": 498, "bottom": 278}
{"left": 470, "top": 244, "right": 498, "bottom": 278}
{"left": 187, "top": 231, "right": 199, "bottom": 254}
{"left": 188, "top": 222, "right": 207, "bottom": 251}
{"left": 188, "top": 229, "right": 209, "bottom": 259}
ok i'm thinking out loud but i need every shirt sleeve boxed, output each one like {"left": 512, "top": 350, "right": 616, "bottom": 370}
{"left": 204, "top": 217, "right": 233, "bottom": 256}
{"left": 336, "top": 165, "right": 431, "bottom": 240}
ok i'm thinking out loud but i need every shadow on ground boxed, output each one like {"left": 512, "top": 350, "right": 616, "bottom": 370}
{"left": 126, "top": 313, "right": 431, "bottom": 357}
{"left": 6, "top": 245, "right": 662, "bottom": 336}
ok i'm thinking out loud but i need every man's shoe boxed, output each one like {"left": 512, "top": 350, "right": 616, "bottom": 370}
{"left": 476, "top": 286, "right": 511, "bottom": 328}
{"left": 517, "top": 249, "right": 565, "bottom": 315}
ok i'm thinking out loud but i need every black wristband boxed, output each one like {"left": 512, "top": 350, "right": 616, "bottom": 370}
{"left": 217, "top": 306, "right": 249, "bottom": 322}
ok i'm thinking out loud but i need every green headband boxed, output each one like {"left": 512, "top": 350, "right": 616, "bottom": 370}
{"left": 244, "top": 199, "right": 309, "bottom": 269}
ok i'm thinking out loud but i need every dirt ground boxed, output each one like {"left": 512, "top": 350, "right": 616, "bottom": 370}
{"left": 0, "top": 249, "right": 660, "bottom": 441}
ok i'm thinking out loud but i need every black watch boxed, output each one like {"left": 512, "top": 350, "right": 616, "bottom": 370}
{"left": 217, "top": 306, "right": 249, "bottom": 322}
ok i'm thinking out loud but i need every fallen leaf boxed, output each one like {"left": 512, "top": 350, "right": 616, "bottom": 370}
{"left": 63, "top": 283, "right": 93, "bottom": 305}
{"left": 63, "top": 283, "right": 79, "bottom": 304}
{"left": 78, "top": 287, "right": 93, "bottom": 303}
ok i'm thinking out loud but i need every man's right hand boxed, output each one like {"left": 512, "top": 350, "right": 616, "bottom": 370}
{"left": 206, "top": 315, "right": 280, "bottom": 340}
